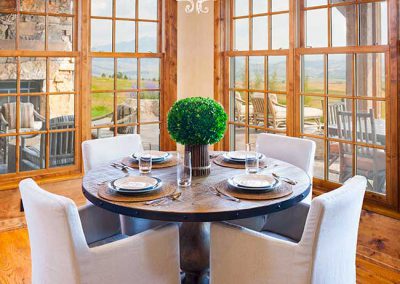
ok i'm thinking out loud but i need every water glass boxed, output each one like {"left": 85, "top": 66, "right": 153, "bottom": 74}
{"left": 177, "top": 152, "right": 192, "bottom": 187}
{"left": 139, "top": 152, "right": 152, "bottom": 174}
{"left": 245, "top": 143, "right": 259, "bottom": 174}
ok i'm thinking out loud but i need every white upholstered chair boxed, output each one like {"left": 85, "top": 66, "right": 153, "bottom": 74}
{"left": 20, "top": 178, "right": 180, "bottom": 284}
{"left": 82, "top": 134, "right": 165, "bottom": 235}
{"left": 211, "top": 176, "right": 367, "bottom": 284}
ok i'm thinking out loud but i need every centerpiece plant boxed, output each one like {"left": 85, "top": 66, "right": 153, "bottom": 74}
{"left": 167, "top": 97, "right": 227, "bottom": 176}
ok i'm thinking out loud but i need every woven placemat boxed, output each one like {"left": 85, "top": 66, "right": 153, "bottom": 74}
{"left": 213, "top": 155, "right": 266, "bottom": 170}
{"left": 121, "top": 155, "right": 178, "bottom": 169}
{"left": 98, "top": 182, "right": 176, "bottom": 202}
{"left": 215, "top": 180, "right": 293, "bottom": 200}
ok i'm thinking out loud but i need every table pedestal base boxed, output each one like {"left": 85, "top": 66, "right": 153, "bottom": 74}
{"left": 180, "top": 222, "right": 210, "bottom": 284}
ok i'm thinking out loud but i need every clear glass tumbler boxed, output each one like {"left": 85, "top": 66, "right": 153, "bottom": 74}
{"left": 139, "top": 152, "right": 152, "bottom": 174}
{"left": 245, "top": 143, "right": 259, "bottom": 174}
{"left": 177, "top": 151, "right": 192, "bottom": 187}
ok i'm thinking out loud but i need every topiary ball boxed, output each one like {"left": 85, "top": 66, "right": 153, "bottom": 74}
{"left": 167, "top": 97, "right": 227, "bottom": 145}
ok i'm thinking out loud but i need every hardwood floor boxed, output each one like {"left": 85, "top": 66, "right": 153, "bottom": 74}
{"left": 0, "top": 178, "right": 399, "bottom": 283}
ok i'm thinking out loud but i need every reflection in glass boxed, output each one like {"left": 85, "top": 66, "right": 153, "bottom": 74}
{"left": 252, "top": 16, "right": 268, "bottom": 50}
{"left": 356, "top": 146, "right": 386, "bottom": 193}
{"left": 48, "top": 16, "right": 73, "bottom": 51}
{"left": 356, "top": 53, "right": 385, "bottom": 98}
{"left": 327, "top": 97, "right": 352, "bottom": 139}
{"left": 91, "top": 0, "right": 113, "bottom": 17}
{"left": 91, "top": 58, "right": 114, "bottom": 91}
{"left": 359, "top": 2, "right": 387, "bottom": 46}
{"left": 0, "top": 57, "right": 17, "bottom": 92}
{"left": 20, "top": 133, "right": 46, "bottom": 171}
{"left": 328, "top": 141, "right": 353, "bottom": 183}
{"left": 249, "top": 56, "right": 264, "bottom": 90}
{"left": 301, "top": 55, "right": 324, "bottom": 94}
{"left": 234, "top": 18, "right": 249, "bottom": 51}
{"left": 0, "top": 14, "right": 16, "bottom": 50}
{"left": 49, "top": 58, "right": 75, "bottom": 92}
{"left": 91, "top": 93, "right": 114, "bottom": 126}
{"left": 306, "top": 9, "right": 327, "bottom": 47}
{"left": 140, "top": 58, "right": 160, "bottom": 89}
{"left": 116, "top": 0, "right": 135, "bottom": 18}
{"left": 116, "top": 21, "right": 135, "bottom": 52}
{"left": 235, "top": 0, "right": 249, "bottom": 16}
{"left": 301, "top": 95, "right": 324, "bottom": 135}
{"left": 20, "top": 57, "right": 47, "bottom": 92}
{"left": 140, "top": 124, "right": 160, "bottom": 150}
{"left": 272, "top": 14, "right": 289, "bottom": 49}
{"left": 230, "top": 57, "right": 246, "bottom": 89}
{"left": 328, "top": 54, "right": 351, "bottom": 95}
{"left": 268, "top": 56, "right": 286, "bottom": 92}
{"left": 19, "top": 95, "right": 46, "bottom": 130}
{"left": 49, "top": 95, "right": 74, "bottom": 119}
{"left": 356, "top": 100, "right": 385, "bottom": 146}
{"left": 20, "top": 0, "right": 45, "bottom": 12}
{"left": 48, "top": 0, "right": 75, "bottom": 14}
{"left": 138, "top": 0, "right": 158, "bottom": 19}
{"left": 138, "top": 22, "right": 157, "bottom": 52}
{"left": 19, "top": 15, "right": 45, "bottom": 50}
{"left": 331, "top": 5, "right": 356, "bottom": 47}
{"left": 117, "top": 58, "right": 137, "bottom": 90}
{"left": 91, "top": 19, "right": 112, "bottom": 52}
{"left": 140, "top": 91, "right": 159, "bottom": 122}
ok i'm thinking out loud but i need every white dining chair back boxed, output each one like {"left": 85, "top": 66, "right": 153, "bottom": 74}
{"left": 211, "top": 176, "right": 367, "bottom": 284}
{"left": 20, "top": 178, "right": 180, "bottom": 284}
{"left": 82, "top": 134, "right": 143, "bottom": 172}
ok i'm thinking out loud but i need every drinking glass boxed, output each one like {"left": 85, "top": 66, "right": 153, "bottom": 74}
{"left": 177, "top": 151, "right": 192, "bottom": 187}
{"left": 139, "top": 152, "right": 152, "bottom": 174}
{"left": 245, "top": 143, "right": 259, "bottom": 174}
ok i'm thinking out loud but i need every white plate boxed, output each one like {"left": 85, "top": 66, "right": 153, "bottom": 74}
{"left": 113, "top": 176, "right": 158, "bottom": 190}
{"left": 225, "top": 151, "right": 264, "bottom": 161}
{"left": 232, "top": 174, "right": 276, "bottom": 188}
{"left": 133, "top": 151, "right": 169, "bottom": 160}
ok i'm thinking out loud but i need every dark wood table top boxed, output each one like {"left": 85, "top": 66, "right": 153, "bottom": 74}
{"left": 82, "top": 155, "right": 311, "bottom": 222}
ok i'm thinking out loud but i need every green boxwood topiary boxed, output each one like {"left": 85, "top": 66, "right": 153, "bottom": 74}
{"left": 167, "top": 97, "right": 227, "bottom": 145}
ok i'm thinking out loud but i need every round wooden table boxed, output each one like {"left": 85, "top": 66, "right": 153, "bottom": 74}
{"left": 82, "top": 156, "right": 311, "bottom": 284}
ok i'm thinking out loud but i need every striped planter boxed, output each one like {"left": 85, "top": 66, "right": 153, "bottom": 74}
{"left": 184, "top": 144, "right": 210, "bottom": 177}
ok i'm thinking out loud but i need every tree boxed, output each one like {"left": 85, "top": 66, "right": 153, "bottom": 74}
{"left": 101, "top": 73, "right": 106, "bottom": 78}
{"left": 269, "top": 71, "right": 278, "bottom": 91}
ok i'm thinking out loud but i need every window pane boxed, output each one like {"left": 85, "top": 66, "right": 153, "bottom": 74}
{"left": 308, "top": 137, "right": 325, "bottom": 179}
{"left": 356, "top": 146, "right": 386, "bottom": 193}
{"left": 229, "top": 124, "right": 246, "bottom": 151}
{"left": 140, "top": 58, "right": 160, "bottom": 89}
{"left": 306, "top": 9, "right": 327, "bottom": 47}
{"left": 116, "top": 20, "right": 135, "bottom": 52}
{"left": 252, "top": 16, "right": 268, "bottom": 50}
{"left": 359, "top": 2, "right": 387, "bottom": 46}
{"left": 0, "top": 96, "right": 17, "bottom": 133}
{"left": 20, "top": 133, "right": 46, "bottom": 171}
{"left": 249, "top": 56, "right": 264, "bottom": 90}
{"left": 117, "top": 92, "right": 138, "bottom": 128}
{"left": 20, "top": 57, "right": 46, "bottom": 93}
{"left": 268, "top": 56, "right": 286, "bottom": 92}
{"left": 231, "top": 91, "right": 246, "bottom": 123}
{"left": 20, "top": 95, "right": 46, "bottom": 131}
{"left": 19, "top": 15, "right": 45, "bottom": 50}
{"left": 271, "top": 0, "right": 289, "bottom": 12}
{"left": 235, "top": 0, "right": 249, "bottom": 16}
{"left": 138, "top": 0, "right": 158, "bottom": 20}
{"left": 91, "top": 0, "right": 113, "bottom": 17}
{"left": 301, "top": 55, "right": 324, "bottom": 94}
{"left": 117, "top": 58, "right": 137, "bottom": 90}
{"left": 140, "top": 91, "right": 159, "bottom": 122}
{"left": 49, "top": 131, "right": 75, "bottom": 168}
{"left": 253, "top": 0, "right": 267, "bottom": 14}
{"left": 48, "top": 0, "right": 75, "bottom": 14}
{"left": 234, "top": 18, "right": 249, "bottom": 51}
{"left": 116, "top": 0, "right": 136, "bottom": 18}
{"left": 328, "top": 54, "right": 352, "bottom": 95}
{"left": 331, "top": 5, "right": 356, "bottom": 47}
{"left": 327, "top": 97, "right": 352, "bottom": 139}
{"left": 250, "top": 92, "right": 264, "bottom": 127}
{"left": 0, "top": 14, "right": 16, "bottom": 50}
{"left": 271, "top": 14, "right": 289, "bottom": 49}
{"left": 48, "top": 17, "right": 73, "bottom": 51}
{"left": 356, "top": 100, "right": 385, "bottom": 146}
{"left": 301, "top": 95, "right": 324, "bottom": 135}
{"left": 91, "top": 19, "right": 112, "bottom": 52}
{"left": 249, "top": 128, "right": 259, "bottom": 145}
{"left": 140, "top": 124, "right": 160, "bottom": 150}
{"left": 0, "top": 57, "right": 17, "bottom": 93}
{"left": 49, "top": 58, "right": 75, "bottom": 93}
{"left": 267, "top": 93, "right": 287, "bottom": 130}
{"left": 305, "top": 0, "right": 327, "bottom": 7}
{"left": 20, "top": 0, "right": 45, "bottom": 12}
{"left": 138, "top": 22, "right": 157, "bottom": 53}
{"left": 328, "top": 141, "right": 353, "bottom": 183}
{"left": 356, "top": 53, "right": 385, "bottom": 98}
{"left": 91, "top": 58, "right": 114, "bottom": 91}
{"left": 0, "top": 136, "right": 16, "bottom": 174}
{"left": 0, "top": 1, "right": 16, "bottom": 10}
{"left": 49, "top": 94, "right": 74, "bottom": 119}
{"left": 91, "top": 93, "right": 114, "bottom": 125}
{"left": 230, "top": 56, "right": 246, "bottom": 89}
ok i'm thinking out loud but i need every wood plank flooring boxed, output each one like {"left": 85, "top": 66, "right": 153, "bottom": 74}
{"left": 0, "top": 178, "right": 399, "bottom": 283}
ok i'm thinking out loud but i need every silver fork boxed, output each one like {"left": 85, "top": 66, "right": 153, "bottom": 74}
{"left": 145, "top": 192, "right": 182, "bottom": 206}
{"left": 272, "top": 173, "right": 297, "bottom": 185}
{"left": 210, "top": 186, "right": 241, "bottom": 202}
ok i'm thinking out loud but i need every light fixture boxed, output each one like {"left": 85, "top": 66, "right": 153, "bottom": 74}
{"left": 177, "top": 0, "right": 215, "bottom": 14}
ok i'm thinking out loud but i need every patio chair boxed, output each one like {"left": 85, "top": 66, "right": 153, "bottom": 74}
{"left": 336, "top": 109, "right": 386, "bottom": 192}
{"left": 234, "top": 92, "right": 246, "bottom": 122}
{"left": 326, "top": 102, "right": 346, "bottom": 173}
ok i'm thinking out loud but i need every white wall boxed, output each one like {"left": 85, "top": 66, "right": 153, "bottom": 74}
{"left": 177, "top": 1, "right": 214, "bottom": 99}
